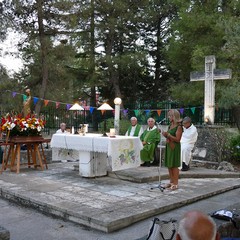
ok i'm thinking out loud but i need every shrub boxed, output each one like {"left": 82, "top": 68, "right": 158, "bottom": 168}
{"left": 229, "top": 134, "right": 240, "bottom": 161}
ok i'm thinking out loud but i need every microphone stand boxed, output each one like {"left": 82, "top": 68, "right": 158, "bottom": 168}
{"left": 150, "top": 120, "right": 166, "bottom": 192}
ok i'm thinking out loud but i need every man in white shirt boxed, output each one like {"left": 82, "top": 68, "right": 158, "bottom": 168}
{"left": 56, "top": 123, "right": 69, "bottom": 134}
{"left": 125, "top": 117, "right": 143, "bottom": 137}
{"left": 180, "top": 117, "right": 198, "bottom": 171}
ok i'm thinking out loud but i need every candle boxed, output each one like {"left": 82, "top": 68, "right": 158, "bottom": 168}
{"left": 110, "top": 128, "right": 115, "bottom": 136}
{"left": 84, "top": 124, "right": 88, "bottom": 133}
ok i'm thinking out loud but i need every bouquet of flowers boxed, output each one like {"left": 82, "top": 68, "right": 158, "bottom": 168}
{"left": 0, "top": 113, "right": 46, "bottom": 137}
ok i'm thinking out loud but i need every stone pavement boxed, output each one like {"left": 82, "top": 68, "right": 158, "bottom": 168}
{"left": 0, "top": 162, "right": 239, "bottom": 234}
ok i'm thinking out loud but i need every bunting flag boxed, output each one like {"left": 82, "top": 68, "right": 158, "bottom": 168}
{"left": 157, "top": 110, "right": 162, "bottom": 116}
{"left": 89, "top": 106, "right": 94, "bottom": 114}
{"left": 123, "top": 109, "right": 128, "bottom": 117}
{"left": 23, "top": 94, "right": 27, "bottom": 101}
{"left": 101, "top": 110, "right": 105, "bottom": 115}
{"left": 134, "top": 110, "right": 140, "bottom": 116}
{"left": 144, "top": 110, "right": 150, "bottom": 116}
{"left": 190, "top": 107, "right": 196, "bottom": 114}
{"left": 6, "top": 90, "right": 205, "bottom": 117}
{"left": 66, "top": 104, "right": 71, "bottom": 110}
{"left": 33, "top": 97, "right": 39, "bottom": 105}
{"left": 56, "top": 102, "right": 60, "bottom": 109}
{"left": 44, "top": 100, "right": 49, "bottom": 106}
{"left": 179, "top": 108, "right": 184, "bottom": 115}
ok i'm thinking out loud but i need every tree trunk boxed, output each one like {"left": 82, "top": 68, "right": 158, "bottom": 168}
{"left": 105, "top": 26, "right": 122, "bottom": 100}
{"left": 35, "top": 0, "right": 49, "bottom": 116}
{"left": 232, "top": 106, "right": 240, "bottom": 130}
{"left": 89, "top": 0, "right": 98, "bottom": 132}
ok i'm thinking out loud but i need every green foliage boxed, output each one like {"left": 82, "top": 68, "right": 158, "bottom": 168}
{"left": 119, "top": 119, "right": 131, "bottom": 136}
{"left": 170, "top": 82, "right": 204, "bottom": 106}
{"left": 98, "top": 118, "right": 114, "bottom": 134}
{"left": 229, "top": 134, "right": 240, "bottom": 161}
{"left": 1, "top": 0, "right": 240, "bottom": 113}
{"left": 218, "top": 80, "right": 240, "bottom": 108}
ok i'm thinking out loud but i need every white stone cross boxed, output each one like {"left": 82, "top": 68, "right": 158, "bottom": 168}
{"left": 190, "top": 55, "right": 231, "bottom": 124}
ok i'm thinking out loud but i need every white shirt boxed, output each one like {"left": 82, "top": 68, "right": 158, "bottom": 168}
{"left": 180, "top": 124, "right": 198, "bottom": 145}
{"left": 56, "top": 129, "right": 69, "bottom": 134}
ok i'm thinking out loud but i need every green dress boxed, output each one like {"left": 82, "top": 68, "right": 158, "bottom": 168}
{"left": 164, "top": 125, "right": 181, "bottom": 168}
{"left": 140, "top": 127, "right": 160, "bottom": 162}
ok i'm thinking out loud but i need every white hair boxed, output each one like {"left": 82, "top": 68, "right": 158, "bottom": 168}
{"left": 60, "top": 123, "right": 66, "bottom": 127}
{"left": 130, "top": 117, "right": 137, "bottom": 121}
{"left": 147, "top": 118, "right": 155, "bottom": 123}
{"left": 178, "top": 216, "right": 217, "bottom": 240}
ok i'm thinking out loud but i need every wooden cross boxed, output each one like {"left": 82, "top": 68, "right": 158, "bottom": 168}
{"left": 190, "top": 55, "right": 231, "bottom": 124}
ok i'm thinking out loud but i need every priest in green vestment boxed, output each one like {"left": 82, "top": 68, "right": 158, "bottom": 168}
{"left": 125, "top": 117, "right": 143, "bottom": 137}
{"left": 140, "top": 118, "right": 160, "bottom": 167}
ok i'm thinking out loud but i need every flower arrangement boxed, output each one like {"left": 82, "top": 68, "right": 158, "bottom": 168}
{"left": 0, "top": 113, "right": 46, "bottom": 137}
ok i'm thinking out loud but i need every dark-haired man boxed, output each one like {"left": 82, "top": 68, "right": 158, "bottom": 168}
{"left": 180, "top": 117, "right": 198, "bottom": 171}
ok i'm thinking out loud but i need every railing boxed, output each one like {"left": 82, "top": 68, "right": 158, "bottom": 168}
{"left": 0, "top": 103, "right": 236, "bottom": 136}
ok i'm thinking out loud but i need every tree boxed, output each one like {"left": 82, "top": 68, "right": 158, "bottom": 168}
{"left": 1, "top": 0, "right": 89, "bottom": 114}
{"left": 168, "top": 0, "right": 231, "bottom": 82}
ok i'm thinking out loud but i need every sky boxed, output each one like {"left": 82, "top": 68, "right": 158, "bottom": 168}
{"left": 0, "top": 31, "right": 23, "bottom": 75}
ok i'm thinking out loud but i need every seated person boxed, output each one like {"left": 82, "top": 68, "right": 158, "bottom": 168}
{"left": 56, "top": 123, "right": 69, "bottom": 134}
{"left": 125, "top": 117, "right": 143, "bottom": 137}
{"left": 140, "top": 118, "right": 160, "bottom": 167}
{"left": 180, "top": 117, "right": 198, "bottom": 171}
{"left": 177, "top": 210, "right": 220, "bottom": 240}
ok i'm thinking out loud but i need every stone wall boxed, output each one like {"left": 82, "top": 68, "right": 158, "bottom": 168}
{"left": 193, "top": 125, "right": 237, "bottom": 163}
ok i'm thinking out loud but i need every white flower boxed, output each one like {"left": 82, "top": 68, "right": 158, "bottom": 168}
{"left": 10, "top": 123, "right": 16, "bottom": 130}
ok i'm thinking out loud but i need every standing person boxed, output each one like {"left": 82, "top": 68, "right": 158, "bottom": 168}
{"left": 56, "top": 123, "right": 68, "bottom": 134}
{"left": 180, "top": 116, "right": 198, "bottom": 171}
{"left": 140, "top": 118, "right": 160, "bottom": 167}
{"left": 162, "top": 109, "right": 183, "bottom": 190}
{"left": 177, "top": 210, "right": 220, "bottom": 240}
{"left": 125, "top": 117, "right": 143, "bottom": 137}
{"left": 23, "top": 89, "right": 32, "bottom": 117}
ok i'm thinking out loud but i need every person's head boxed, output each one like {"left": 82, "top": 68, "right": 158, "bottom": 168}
{"left": 130, "top": 117, "right": 138, "bottom": 126}
{"left": 25, "top": 88, "right": 31, "bottom": 96}
{"left": 177, "top": 210, "right": 220, "bottom": 240}
{"left": 182, "top": 116, "right": 192, "bottom": 129}
{"left": 147, "top": 118, "right": 155, "bottom": 128}
{"left": 60, "top": 123, "right": 66, "bottom": 132}
{"left": 168, "top": 109, "right": 181, "bottom": 124}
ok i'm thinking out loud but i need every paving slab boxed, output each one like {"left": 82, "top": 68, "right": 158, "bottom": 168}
{"left": 0, "top": 162, "right": 239, "bottom": 233}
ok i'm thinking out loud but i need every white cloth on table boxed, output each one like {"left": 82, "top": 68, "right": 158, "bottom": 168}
{"left": 180, "top": 124, "right": 198, "bottom": 166}
{"left": 50, "top": 134, "right": 143, "bottom": 171}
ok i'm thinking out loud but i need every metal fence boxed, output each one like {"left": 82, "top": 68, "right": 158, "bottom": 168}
{"left": 0, "top": 102, "right": 236, "bottom": 136}
{"left": 39, "top": 103, "right": 236, "bottom": 135}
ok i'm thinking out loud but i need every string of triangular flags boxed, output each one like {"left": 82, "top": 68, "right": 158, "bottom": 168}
{"left": 8, "top": 90, "right": 203, "bottom": 116}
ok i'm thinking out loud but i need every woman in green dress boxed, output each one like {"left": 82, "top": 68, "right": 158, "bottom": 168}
{"left": 162, "top": 109, "right": 183, "bottom": 190}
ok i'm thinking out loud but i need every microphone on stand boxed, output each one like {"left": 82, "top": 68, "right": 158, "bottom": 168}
{"left": 156, "top": 118, "right": 166, "bottom": 132}
{"left": 158, "top": 118, "right": 166, "bottom": 125}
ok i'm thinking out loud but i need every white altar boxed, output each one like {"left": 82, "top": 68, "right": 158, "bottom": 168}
{"left": 50, "top": 133, "right": 143, "bottom": 177}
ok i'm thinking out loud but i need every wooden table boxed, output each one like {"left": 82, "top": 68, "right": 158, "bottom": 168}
{"left": 2, "top": 136, "right": 50, "bottom": 174}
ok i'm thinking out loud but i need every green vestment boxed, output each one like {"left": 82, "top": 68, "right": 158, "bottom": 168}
{"left": 140, "top": 127, "right": 160, "bottom": 162}
{"left": 127, "top": 124, "right": 141, "bottom": 136}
